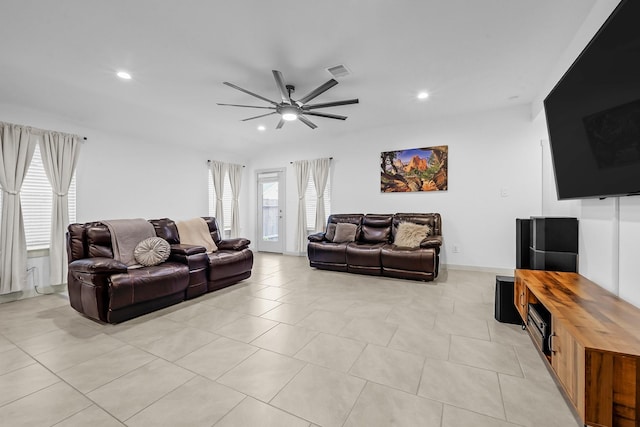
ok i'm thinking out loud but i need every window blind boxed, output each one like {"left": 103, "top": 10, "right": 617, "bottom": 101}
{"left": 21, "top": 145, "right": 76, "bottom": 250}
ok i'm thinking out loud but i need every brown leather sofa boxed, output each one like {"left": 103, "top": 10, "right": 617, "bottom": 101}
{"left": 150, "top": 217, "right": 253, "bottom": 293}
{"left": 66, "top": 217, "right": 252, "bottom": 323}
{"left": 307, "top": 213, "right": 442, "bottom": 281}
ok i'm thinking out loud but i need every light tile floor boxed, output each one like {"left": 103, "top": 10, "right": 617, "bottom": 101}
{"left": 0, "top": 253, "right": 582, "bottom": 427}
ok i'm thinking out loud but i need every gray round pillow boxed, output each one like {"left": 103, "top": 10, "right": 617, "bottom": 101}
{"left": 134, "top": 237, "right": 171, "bottom": 267}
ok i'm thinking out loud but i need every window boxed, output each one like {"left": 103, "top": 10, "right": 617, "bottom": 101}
{"left": 21, "top": 145, "right": 77, "bottom": 250}
{"left": 305, "top": 173, "right": 331, "bottom": 232}
{"left": 208, "top": 171, "right": 232, "bottom": 237}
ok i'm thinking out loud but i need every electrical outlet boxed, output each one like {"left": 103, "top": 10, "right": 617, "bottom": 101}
{"left": 452, "top": 245, "right": 460, "bottom": 253}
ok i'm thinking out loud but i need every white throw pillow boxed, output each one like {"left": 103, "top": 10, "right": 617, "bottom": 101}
{"left": 134, "top": 237, "right": 171, "bottom": 267}
{"left": 394, "top": 222, "right": 431, "bottom": 248}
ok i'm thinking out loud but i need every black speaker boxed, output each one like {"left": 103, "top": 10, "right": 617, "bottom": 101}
{"left": 530, "top": 217, "right": 578, "bottom": 253}
{"left": 529, "top": 248, "right": 578, "bottom": 273}
{"left": 516, "top": 219, "right": 531, "bottom": 269}
{"left": 494, "top": 276, "right": 521, "bottom": 324}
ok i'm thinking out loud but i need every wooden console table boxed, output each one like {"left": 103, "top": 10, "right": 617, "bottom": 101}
{"left": 514, "top": 269, "right": 640, "bottom": 427}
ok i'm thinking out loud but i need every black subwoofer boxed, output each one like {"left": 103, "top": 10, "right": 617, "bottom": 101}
{"left": 494, "top": 275, "right": 521, "bottom": 324}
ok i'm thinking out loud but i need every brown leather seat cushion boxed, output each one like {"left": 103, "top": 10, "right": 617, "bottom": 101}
{"left": 308, "top": 241, "right": 350, "bottom": 264}
{"left": 108, "top": 262, "right": 189, "bottom": 310}
{"left": 381, "top": 245, "right": 435, "bottom": 272}
{"left": 346, "top": 242, "right": 386, "bottom": 267}
{"left": 207, "top": 249, "right": 253, "bottom": 282}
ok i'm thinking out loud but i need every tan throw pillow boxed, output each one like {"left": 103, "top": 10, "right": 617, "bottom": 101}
{"left": 394, "top": 222, "right": 431, "bottom": 248}
{"left": 332, "top": 223, "right": 358, "bottom": 243}
{"left": 325, "top": 223, "right": 337, "bottom": 241}
{"left": 134, "top": 237, "right": 171, "bottom": 266}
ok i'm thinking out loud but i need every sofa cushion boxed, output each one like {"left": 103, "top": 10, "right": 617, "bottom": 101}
{"left": 108, "top": 262, "right": 189, "bottom": 310}
{"left": 325, "top": 223, "right": 337, "bottom": 241}
{"left": 134, "top": 237, "right": 171, "bottom": 267}
{"left": 207, "top": 249, "right": 253, "bottom": 283}
{"left": 394, "top": 222, "right": 431, "bottom": 248}
{"left": 333, "top": 223, "right": 358, "bottom": 243}
{"left": 361, "top": 224, "right": 391, "bottom": 243}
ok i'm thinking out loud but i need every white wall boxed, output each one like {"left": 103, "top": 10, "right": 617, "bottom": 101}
{"left": 619, "top": 197, "right": 640, "bottom": 307}
{"left": 0, "top": 103, "right": 249, "bottom": 223}
{"left": 247, "top": 105, "right": 543, "bottom": 270}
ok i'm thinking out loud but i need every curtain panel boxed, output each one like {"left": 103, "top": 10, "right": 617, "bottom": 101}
{"left": 311, "top": 157, "right": 331, "bottom": 232}
{"left": 228, "top": 163, "right": 243, "bottom": 238}
{"left": 0, "top": 123, "right": 36, "bottom": 294}
{"left": 293, "top": 160, "right": 310, "bottom": 253}
{"left": 39, "top": 132, "right": 81, "bottom": 286}
{"left": 209, "top": 160, "right": 227, "bottom": 232}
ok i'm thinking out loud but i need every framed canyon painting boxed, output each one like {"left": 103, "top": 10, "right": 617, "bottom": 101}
{"left": 381, "top": 146, "right": 448, "bottom": 192}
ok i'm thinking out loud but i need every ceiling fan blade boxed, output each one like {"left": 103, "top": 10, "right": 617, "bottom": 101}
{"left": 272, "top": 70, "right": 291, "bottom": 104}
{"left": 298, "top": 115, "right": 318, "bottom": 129}
{"left": 217, "top": 103, "right": 276, "bottom": 110}
{"left": 276, "top": 118, "right": 285, "bottom": 129}
{"left": 223, "top": 82, "right": 278, "bottom": 106}
{"left": 241, "top": 112, "right": 277, "bottom": 122}
{"left": 298, "top": 79, "right": 338, "bottom": 105}
{"left": 303, "top": 111, "right": 347, "bottom": 120}
{"left": 303, "top": 98, "right": 359, "bottom": 110}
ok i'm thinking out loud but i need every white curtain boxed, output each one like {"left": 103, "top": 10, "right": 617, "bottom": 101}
{"left": 209, "top": 160, "right": 227, "bottom": 231}
{"left": 228, "top": 163, "right": 243, "bottom": 238}
{"left": 0, "top": 123, "right": 36, "bottom": 294}
{"left": 39, "top": 132, "right": 81, "bottom": 286}
{"left": 311, "top": 158, "right": 331, "bottom": 232}
{"left": 293, "top": 160, "right": 310, "bottom": 253}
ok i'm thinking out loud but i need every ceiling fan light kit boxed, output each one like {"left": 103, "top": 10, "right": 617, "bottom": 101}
{"left": 218, "top": 69, "right": 358, "bottom": 129}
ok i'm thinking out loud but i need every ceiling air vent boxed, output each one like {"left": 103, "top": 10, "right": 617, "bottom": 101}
{"left": 326, "top": 64, "right": 351, "bottom": 79}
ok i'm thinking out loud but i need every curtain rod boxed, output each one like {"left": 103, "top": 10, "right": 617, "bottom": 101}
{"left": 0, "top": 121, "right": 85, "bottom": 141}
{"left": 289, "top": 157, "right": 333, "bottom": 164}
{"left": 207, "top": 160, "right": 245, "bottom": 167}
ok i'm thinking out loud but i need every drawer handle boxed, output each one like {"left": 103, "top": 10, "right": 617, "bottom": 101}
{"left": 548, "top": 333, "right": 556, "bottom": 353}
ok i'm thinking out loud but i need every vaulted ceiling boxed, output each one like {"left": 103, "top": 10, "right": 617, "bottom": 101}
{"left": 0, "top": 0, "right": 596, "bottom": 153}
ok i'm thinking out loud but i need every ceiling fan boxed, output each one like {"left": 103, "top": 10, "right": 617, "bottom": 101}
{"left": 217, "top": 70, "right": 359, "bottom": 129}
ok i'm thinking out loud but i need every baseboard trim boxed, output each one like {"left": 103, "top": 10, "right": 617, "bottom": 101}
{"left": 442, "top": 263, "right": 514, "bottom": 276}
{"left": 283, "top": 251, "right": 306, "bottom": 257}
{"left": 0, "top": 284, "right": 67, "bottom": 304}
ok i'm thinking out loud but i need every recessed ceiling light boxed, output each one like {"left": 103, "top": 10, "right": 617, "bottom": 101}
{"left": 116, "top": 71, "right": 132, "bottom": 80}
{"left": 417, "top": 91, "right": 429, "bottom": 100}
{"left": 257, "top": 125, "right": 266, "bottom": 131}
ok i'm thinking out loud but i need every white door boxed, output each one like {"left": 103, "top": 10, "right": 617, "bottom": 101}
{"left": 257, "top": 170, "right": 285, "bottom": 253}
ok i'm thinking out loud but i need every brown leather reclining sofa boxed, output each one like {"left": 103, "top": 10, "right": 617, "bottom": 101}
{"left": 307, "top": 213, "right": 442, "bottom": 281}
{"left": 66, "top": 217, "right": 253, "bottom": 323}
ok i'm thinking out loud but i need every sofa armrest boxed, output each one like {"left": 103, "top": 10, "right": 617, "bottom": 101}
{"left": 308, "top": 232, "right": 326, "bottom": 242}
{"left": 170, "top": 244, "right": 206, "bottom": 256}
{"left": 420, "top": 235, "right": 442, "bottom": 249}
{"left": 217, "top": 238, "right": 251, "bottom": 251}
{"left": 68, "top": 257, "right": 128, "bottom": 274}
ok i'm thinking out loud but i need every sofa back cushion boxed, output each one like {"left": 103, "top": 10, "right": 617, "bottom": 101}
{"left": 86, "top": 223, "right": 114, "bottom": 258}
{"left": 326, "top": 214, "right": 363, "bottom": 242}
{"left": 361, "top": 214, "right": 393, "bottom": 243}
{"left": 67, "top": 223, "right": 87, "bottom": 262}
{"left": 392, "top": 213, "right": 441, "bottom": 240}
{"left": 149, "top": 218, "right": 180, "bottom": 244}
{"left": 202, "top": 217, "right": 223, "bottom": 243}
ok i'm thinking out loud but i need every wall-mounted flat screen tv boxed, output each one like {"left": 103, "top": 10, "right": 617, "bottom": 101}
{"left": 544, "top": 0, "right": 640, "bottom": 200}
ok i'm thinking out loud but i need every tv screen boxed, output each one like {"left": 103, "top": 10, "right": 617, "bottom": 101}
{"left": 544, "top": 0, "right": 640, "bottom": 200}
